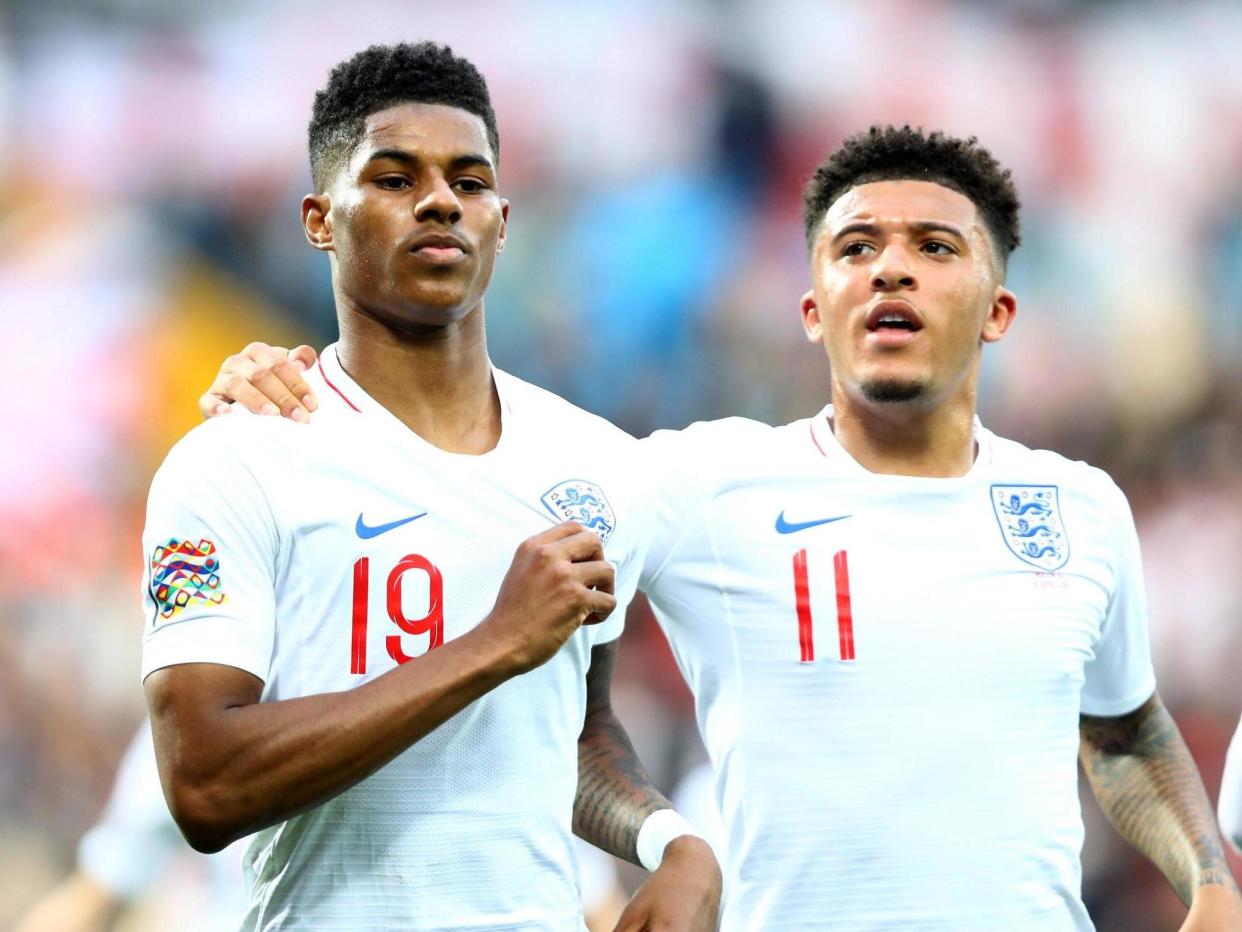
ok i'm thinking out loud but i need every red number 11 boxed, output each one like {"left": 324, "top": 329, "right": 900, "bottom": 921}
{"left": 792, "top": 548, "right": 855, "bottom": 663}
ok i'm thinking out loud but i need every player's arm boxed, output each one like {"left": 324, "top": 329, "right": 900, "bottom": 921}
{"left": 1218, "top": 712, "right": 1242, "bottom": 854}
{"left": 147, "top": 523, "right": 615, "bottom": 854}
{"left": 574, "top": 640, "right": 720, "bottom": 931}
{"left": 198, "top": 342, "right": 320, "bottom": 420}
{"left": 1079, "top": 694, "right": 1242, "bottom": 923}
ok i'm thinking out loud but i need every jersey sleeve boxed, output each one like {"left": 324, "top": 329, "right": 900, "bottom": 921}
{"left": 590, "top": 435, "right": 657, "bottom": 646}
{"left": 1220, "top": 712, "right": 1242, "bottom": 852}
{"left": 77, "top": 720, "right": 182, "bottom": 897}
{"left": 140, "top": 421, "right": 279, "bottom": 683}
{"left": 638, "top": 423, "right": 724, "bottom": 595}
{"left": 1079, "top": 479, "right": 1157, "bottom": 716}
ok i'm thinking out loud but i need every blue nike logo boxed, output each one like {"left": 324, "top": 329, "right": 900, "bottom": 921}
{"left": 355, "top": 512, "right": 427, "bottom": 539}
{"left": 774, "top": 511, "right": 851, "bottom": 534}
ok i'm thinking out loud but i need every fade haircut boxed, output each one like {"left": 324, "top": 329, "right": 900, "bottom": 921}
{"left": 802, "top": 125, "right": 1021, "bottom": 269}
{"left": 308, "top": 42, "right": 499, "bottom": 191}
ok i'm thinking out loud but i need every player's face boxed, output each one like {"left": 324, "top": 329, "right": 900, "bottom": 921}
{"left": 800, "top": 180, "right": 1015, "bottom": 409}
{"left": 306, "top": 102, "right": 508, "bottom": 329}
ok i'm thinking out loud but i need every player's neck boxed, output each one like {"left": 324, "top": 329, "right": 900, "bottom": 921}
{"left": 336, "top": 306, "right": 501, "bottom": 455}
{"left": 829, "top": 385, "right": 978, "bottom": 478}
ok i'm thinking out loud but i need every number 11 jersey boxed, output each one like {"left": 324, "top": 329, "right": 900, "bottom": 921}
{"left": 639, "top": 408, "right": 1156, "bottom": 931}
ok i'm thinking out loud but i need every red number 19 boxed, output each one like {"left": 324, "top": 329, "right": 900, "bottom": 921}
{"left": 351, "top": 554, "right": 444, "bottom": 674}
{"left": 792, "top": 548, "right": 855, "bottom": 663}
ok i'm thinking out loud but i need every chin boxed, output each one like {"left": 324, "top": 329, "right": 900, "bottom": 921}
{"left": 397, "top": 287, "right": 478, "bottom": 324}
{"left": 859, "top": 378, "right": 927, "bottom": 404}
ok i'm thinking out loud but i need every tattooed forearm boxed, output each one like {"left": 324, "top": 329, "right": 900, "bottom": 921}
{"left": 1080, "top": 693, "right": 1239, "bottom": 905}
{"left": 573, "top": 641, "right": 672, "bottom": 865}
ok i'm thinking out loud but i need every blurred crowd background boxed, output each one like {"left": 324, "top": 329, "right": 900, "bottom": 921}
{"left": 3, "top": 0, "right": 1242, "bottom": 928}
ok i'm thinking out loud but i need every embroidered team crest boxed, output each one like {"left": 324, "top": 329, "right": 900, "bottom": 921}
{"left": 150, "top": 538, "right": 227, "bottom": 621}
{"left": 541, "top": 480, "right": 616, "bottom": 544}
{"left": 990, "top": 485, "right": 1070, "bottom": 572}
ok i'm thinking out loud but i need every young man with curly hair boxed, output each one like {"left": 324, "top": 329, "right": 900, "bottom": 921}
{"left": 205, "top": 113, "right": 1242, "bottom": 926}
{"left": 142, "top": 42, "right": 720, "bottom": 932}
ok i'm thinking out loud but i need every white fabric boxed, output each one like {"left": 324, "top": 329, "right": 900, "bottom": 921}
{"left": 640, "top": 407, "right": 1156, "bottom": 931}
{"left": 572, "top": 837, "right": 620, "bottom": 917}
{"left": 141, "top": 345, "right": 648, "bottom": 931}
{"left": 77, "top": 719, "right": 247, "bottom": 925}
{"left": 1220, "top": 713, "right": 1242, "bottom": 852}
{"left": 635, "top": 809, "right": 701, "bottom": 871}
{"left": 669, "top": 761, "right": 727, "bottom": 867}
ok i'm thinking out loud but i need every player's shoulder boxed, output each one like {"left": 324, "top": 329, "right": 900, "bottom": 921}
{"left": 642, "top": 415, "right": 777, "bottom": 458}
{"left": 986, "top": 429, "right": 1129, "bottom": 512}
{"left": 496, "top": 368, "right": 637, "bottom": 448}
{"left": 156, "top": 407, "right": 298, "bottom": 480}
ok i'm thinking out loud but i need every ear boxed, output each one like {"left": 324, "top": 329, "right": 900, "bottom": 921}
{"left": 981, "top": 286, "right": 1017, "bottom": 344}
{"left": 302, "top": 193, "right": 333, "bottom": 252}
{"left": 496, "top": 199, "right": 510, "bottom": 253}
{"left": 801, "top": 290, "right": 824, "bottom": 344}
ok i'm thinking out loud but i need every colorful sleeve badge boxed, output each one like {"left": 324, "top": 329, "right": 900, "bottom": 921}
{"left": 150, "top": 538, "right": 227, "bottom": 621}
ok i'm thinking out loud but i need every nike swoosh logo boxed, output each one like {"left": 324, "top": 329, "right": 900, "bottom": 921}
{"left": 355, "top": 512, "right": 427, "bottom": 539}
{"left": 775, "top": 512, "right": 851, "bottom": 534}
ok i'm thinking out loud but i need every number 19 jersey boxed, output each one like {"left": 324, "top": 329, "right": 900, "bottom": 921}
{"left": 140, "top": 346, "right": 648, "bottom": 931}
{"left": 640, "top": 408, "right": 1156, "bottom": 931}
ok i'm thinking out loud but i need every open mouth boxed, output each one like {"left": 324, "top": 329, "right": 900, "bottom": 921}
{"left": 865, "top": 301, "right": 923, "bottom": 333}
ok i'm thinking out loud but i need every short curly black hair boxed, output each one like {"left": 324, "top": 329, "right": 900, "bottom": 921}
{"left": 802, "top": 125, "right": 1021, "bottom": 267}
{"left": 308, "top": 42, "right": 499, "bottom": 190}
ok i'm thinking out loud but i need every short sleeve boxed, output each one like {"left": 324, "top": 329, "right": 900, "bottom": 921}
{"left": 1079, "top": 480, "right": 1157, "bottom": 716}
{"left": 140, "top": 423, "right": 278, "bottom": 683}
{"left": 77, "top": 720, "right": 182, "bottom": 896}
{"left": 590, "top": 435, "right": 657, "bottom": 646}
{"left": 638, "top": 425, "right": 714, "bottom": 594}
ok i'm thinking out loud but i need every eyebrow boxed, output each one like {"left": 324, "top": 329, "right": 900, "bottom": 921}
{"left": 831, "top": 220, "right": 966, "bottom": 241}
{"left": 365, "top": 148, "right": 495, "bottom": 173}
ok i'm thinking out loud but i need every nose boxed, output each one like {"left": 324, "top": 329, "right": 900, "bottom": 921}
{"left": 414, "top": 174, "right": 462, "bottom": 225}
{"left": 870, "top": 243, "right": 917, "bottom": 292}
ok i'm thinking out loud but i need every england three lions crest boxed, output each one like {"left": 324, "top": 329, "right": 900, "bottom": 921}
{"left": 542, "top": 480, "right": 615, "bottom": 544}
{"left": 991, "top": 484, "right": 1070, "bottom": 572}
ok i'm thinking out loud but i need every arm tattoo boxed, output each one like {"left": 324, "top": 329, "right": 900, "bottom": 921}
{"left": 573, "top": 640, "right": 672, "bottom": 865}
{"left": 1080, "top": 693, "right": 1239, "bottom": 904}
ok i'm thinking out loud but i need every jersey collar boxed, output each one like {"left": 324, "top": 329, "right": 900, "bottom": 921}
{"left": 316, "top": 341, "right": 515, "bottom": 458}
{"left": 808, "top": 404, "right": 994, "bottom": 477}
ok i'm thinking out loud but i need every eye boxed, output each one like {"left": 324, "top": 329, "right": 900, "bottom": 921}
{"left": 922, "top": 241, "right": 955, "bottom": 256}
{"left": 453, "top": 178, "right": 488, "bottom": 194}
{"left": 375, "top": 175, "right": 412, "bottom": 191}
{"left": 841, "top": 241, "right": 873, "bottom": 257}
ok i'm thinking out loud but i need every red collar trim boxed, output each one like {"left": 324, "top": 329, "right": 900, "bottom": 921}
{"left": 809, "top": 418, "right": 829, "bottom": 458}
{"left": 318, "top": 356, "right": 361, "bottom": 413}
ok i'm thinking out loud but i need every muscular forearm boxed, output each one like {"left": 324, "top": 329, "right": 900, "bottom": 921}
{"left": 1080, "top": 694, "right": 1239, "bottom": 904}
{"left": 147, "top": 626, "right": 519, "bottom": 851}
{"left": 575, "top": 707, "right": 673, "bottom": 864}
{"left": 573, "top": 642, "right": 672, "bottom": 864}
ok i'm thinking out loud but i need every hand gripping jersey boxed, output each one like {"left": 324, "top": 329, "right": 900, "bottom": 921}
{"left": 141, "top": 346, "right": 647, "bottom": 932}
{"left": 640, "top": 408, "right": 1156, "bottom": 931}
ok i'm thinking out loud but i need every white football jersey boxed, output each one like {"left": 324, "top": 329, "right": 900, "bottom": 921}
{"left": 640, "top": 407, "right": 1156, "bottom": 931}
{"left": 141, "top": 345, "right": 647, "bottom": 931}
{"left": 1220, "top": 713, "right": 1242, "bottom": 852}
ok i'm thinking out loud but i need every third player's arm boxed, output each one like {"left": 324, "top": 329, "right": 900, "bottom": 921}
{"left": 146, "top": 523, "right": 613, "bottom": 854}
{"left": 1079, "top": 693, "right": 1242, "bottom": 911}
{"left": 575, "top": 639, "right": 671, "bottom": 861}
{"left": 574, "top": 639, "right": 721, "bottom": 930}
